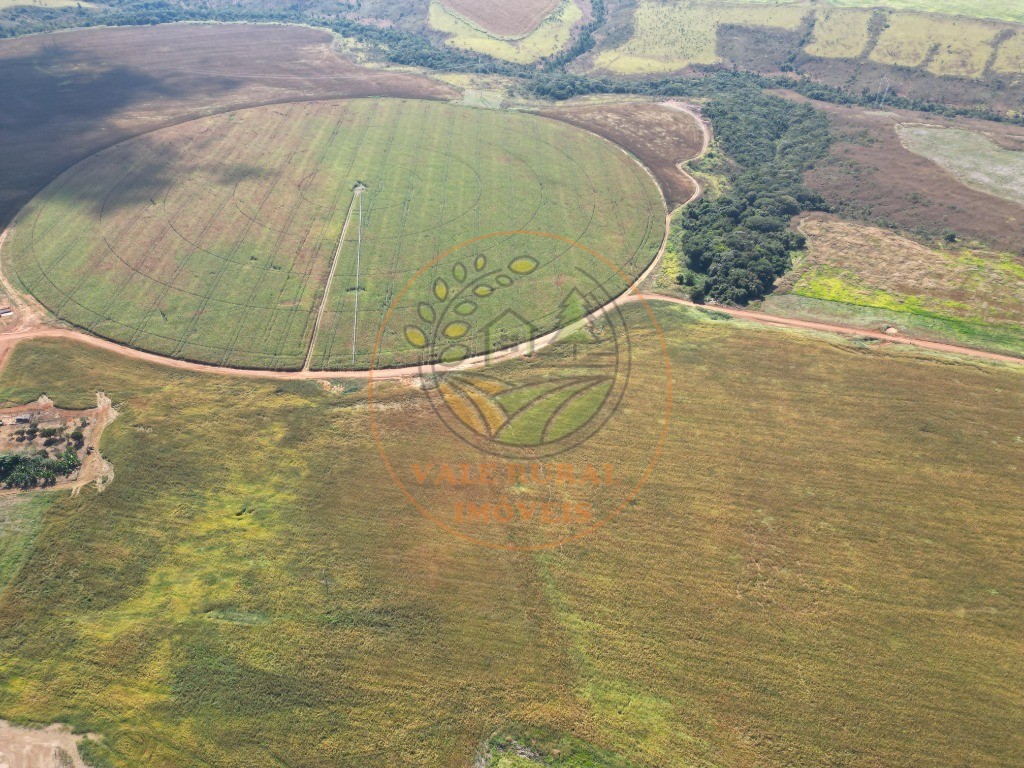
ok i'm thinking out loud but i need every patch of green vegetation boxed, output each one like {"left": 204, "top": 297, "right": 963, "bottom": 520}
{"left": 795, "top": 266, "right": 1024, "bottom": 354}
{"left": 483, "top": 725, "right": 641, "bottom": 767}
{"left": 0, "top": 449, "right": 81, "bottom": 490}
{"left": 0, "top": 494, "right": 53, "bottom": 592}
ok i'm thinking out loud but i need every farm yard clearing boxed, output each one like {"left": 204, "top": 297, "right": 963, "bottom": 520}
{"left": 0, "top": 720, "right": 91, "bottom": 768}
{"left": 4, "top": 98, "right": 664, "bottom": 372}
{"left": 0, "top": 391, "right": 116, "bottom": 494}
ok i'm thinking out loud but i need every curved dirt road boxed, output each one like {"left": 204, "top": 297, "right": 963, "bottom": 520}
{"left": 0, "top": 292, "right": 1019, "bottom": 384}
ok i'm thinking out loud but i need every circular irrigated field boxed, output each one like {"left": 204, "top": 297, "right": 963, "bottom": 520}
{"left": 6, "top": 99, "right": 664, "bottom": 370}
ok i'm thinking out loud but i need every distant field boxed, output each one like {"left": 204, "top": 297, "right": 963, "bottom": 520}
{"left": 5, "top": 98, "right": 663, "bottom": 371}
{"left": 805, "top": 103, "right": 1024, "bottom": 255}
{"left": 429, "top": 0, "right": 582, "bottom": 63}
{"left": 437, "top": 0, "right": 560, "bottom": 35}
{"left": 897, "top": 124, "right": 1024, "bottom": 204}
{"left": 0, "top": 311, "right": 1021, "bottom": 767}
{"left": 869, "top": 13, "right": 1001, "bottom": 77}
{"left": 804, "top": 5, "right": 874, "bottom": 58}
{"left": 592, "top": 0, "right": 1024, "bottom": 81}
{"left": 593, "top": 0, "right": 807, "bottom": 73}
{"left": 776, "top": 216, "right": 1024, "bottom": 355}
{"left": 0, "top": 0, "right": 90, "bottom": 6}
{"left": 828, "top": 0, "right": 1024, "bottom": 24}
{"left": 993, "top": 29, "right": 1024, "bottom": 72}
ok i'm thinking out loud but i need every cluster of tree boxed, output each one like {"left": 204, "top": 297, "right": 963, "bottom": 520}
{"left": 675, "top": 88, "right": 831, "bottom": 305}
{"left": 0, "top": 448, "right": 81, "bottom": 489}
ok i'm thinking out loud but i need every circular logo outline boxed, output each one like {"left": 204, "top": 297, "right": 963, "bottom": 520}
{"left": 368, "top": 230, "right": 672, "bottom": 551}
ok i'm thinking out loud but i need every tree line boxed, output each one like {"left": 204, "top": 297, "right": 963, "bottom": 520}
{"left": 675, "top": 88, "right": 831, "bottom": 305}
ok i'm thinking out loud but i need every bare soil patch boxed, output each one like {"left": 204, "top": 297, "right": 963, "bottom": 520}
{"left": 438, "top": 0, "right": 563, "bottom": 36}
{"left": 538, "top": 101, "right": 708, "bottom": 208}
{"left": 0, "top": 23, "right": 456, "bottom": 231}
{"left": 0, "top": 720, "right": 89, "bottom": 768}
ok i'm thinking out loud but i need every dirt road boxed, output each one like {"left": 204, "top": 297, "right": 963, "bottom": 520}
{"left": 638, "top": 293, "right": 1024, "bottom": 365}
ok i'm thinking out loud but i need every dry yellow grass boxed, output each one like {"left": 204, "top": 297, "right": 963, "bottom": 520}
{"left": 993, "top": 29, "right": 1024, "bottom": 73}
{"left": 805, "top": 6, "right": 874, "bottom": 58}
{"left": 594, "top": 1, "right": 808, "bottom": 74}
{"left": 869, "top": 13, "right": 1001, "bottom": 77}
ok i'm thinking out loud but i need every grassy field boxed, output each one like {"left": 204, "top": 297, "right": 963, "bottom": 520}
{"left": 869, "top": 13, "right": 1002, "bottom": 77}
{"left": 993, "top": 29, "right": 1024, "bottom": 72}
{"left": 805, "top": 103, "right": 1024, "bottom": 255}
{"left": 5, "top": 98, "right": 663, "bottom": 371}
{"left": 0, "top": 307, "right": 1021, "bottom": 766}
{"left": 592, "top": 0, "right": 1024, "bottom": 80}
{"left": 429, "top": 0, "right": 583, "bottom": 63}
{"left": 0, "top": 495, "right": 52, "bottom": 591}
{"left": 771, "top": 216, "right": 1024, "bottom": 356}
{"left": 897, "top": 124, "right": 1024, "bottom": 205}
{"left": 828, "top": 0, "right": 1024, "bottom": 24}
{"left": 804, "top": 5, "right": 874, "bottom": 58}
{"left": 593, "top": 1, "right": 807, "bottom": 74}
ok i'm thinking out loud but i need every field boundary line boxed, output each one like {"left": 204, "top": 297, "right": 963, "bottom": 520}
{"left": 303, "top": 187, "right": 360, "bottom": 371}
{"left": 351, "top": 190, "right": 363, "bottom": 366}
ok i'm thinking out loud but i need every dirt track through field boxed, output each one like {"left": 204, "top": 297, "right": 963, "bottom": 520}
{"left": 303, "top": 188, "right": 361, "bottom": 371}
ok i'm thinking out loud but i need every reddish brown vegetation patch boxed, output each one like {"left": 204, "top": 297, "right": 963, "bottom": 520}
{"left": 538, "top": 102, "right": 705, "bottom": 208}
{"left": 803, "top": 100, "right": 1024, "bottom": 254}
{"left": 0, "top": 23, "right": 456, "bottom": 229}
{"left": 439, "top": 0, "right": 563, "bottom": 36}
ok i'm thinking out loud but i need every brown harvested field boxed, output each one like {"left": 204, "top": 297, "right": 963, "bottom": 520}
{"left": 438, "top": 0, "right": 563, "bottom": 36}
{"left": 0, "top": 23, "right": 456, "bottom": 231}
{"left": 801, "top": 99, "right": 1024, "bottom": 254}
{"left": 538, "top": 101, "right": 706, "bottom": 208}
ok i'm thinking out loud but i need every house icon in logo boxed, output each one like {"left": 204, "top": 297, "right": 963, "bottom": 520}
{"left": 478, "top": 308, "right": 538, "bottom": 363}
